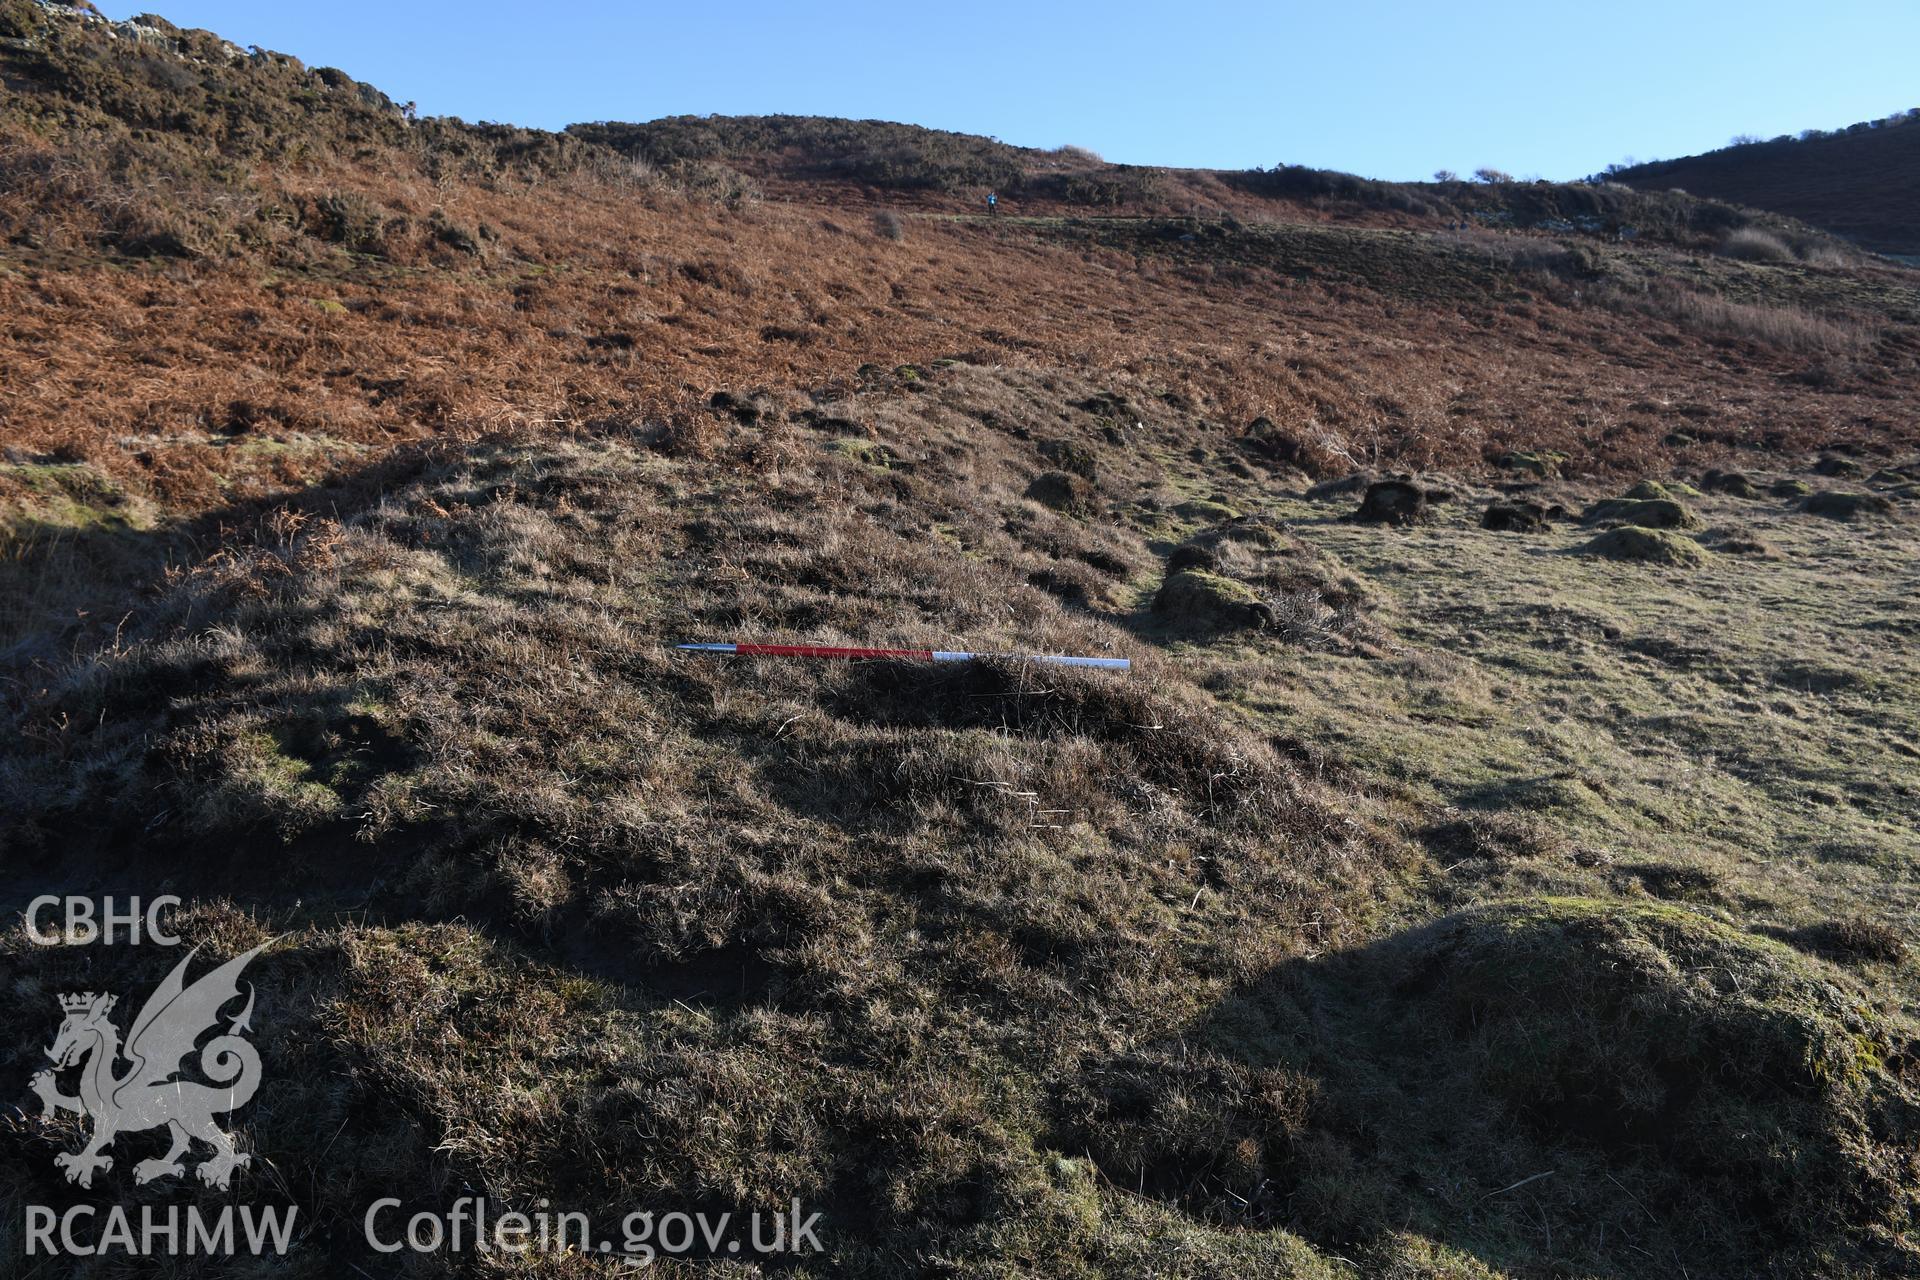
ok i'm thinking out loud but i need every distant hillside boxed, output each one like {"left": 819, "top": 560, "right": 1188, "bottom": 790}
{"left": 1, "top": 0, "right": 1909, "bottom": 519}
{"left": 1611, "top": 112, "right": 1920, "bottom": 257}
{"left": 570, "top": 112, "right": 1831, "bottom": 245}
{"left": 0, "top": 0, "right": 1857, "bottom": 259}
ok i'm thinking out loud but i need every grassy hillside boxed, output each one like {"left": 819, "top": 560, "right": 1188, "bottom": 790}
{"left": 1612, "top": 115, "right": 1920, "bottom": 256}
{"left": 2, "top": 5, "right": 1919, "bottom": 1276}
{"left": 5, "top": 358, "right": 1919, "bottom": 1277}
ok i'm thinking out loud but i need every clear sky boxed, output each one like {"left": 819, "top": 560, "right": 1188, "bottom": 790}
{"left": 103, "top": 1, "right": 1920, "bottom": 181}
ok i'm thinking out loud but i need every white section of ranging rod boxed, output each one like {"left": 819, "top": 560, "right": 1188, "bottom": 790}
{"left": 674, "top": 643, "right": 1129, "bottom": 671}
{"left": 930, "top": 651, "right": 1131, "bottom": 670}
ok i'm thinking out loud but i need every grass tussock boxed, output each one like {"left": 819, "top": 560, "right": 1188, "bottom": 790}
{"left": 1717, "top": 226, "right": 1848, "bottom": 267}
{"left": 1597, "top": 280, "right": 1877, "bottom": 354}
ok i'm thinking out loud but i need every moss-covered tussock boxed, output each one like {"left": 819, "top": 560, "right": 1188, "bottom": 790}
{"left": 1153, "top": 514, "right": 1375, "bottom": 647}
{"left": 1394, "top": 902, "right": 1917, "bottom": 1258}
{"left": 1580, "top": 495, "right": 1702, "bottom": 530}
{"left": 1187, "top": 899, "right": 1920, "bottom": 1276}
{"left": 1580, "top": 524, "right": 1709, "bottom": 565}
{"left": 1153, "top": 567, "right": 1272, "bottom": 629}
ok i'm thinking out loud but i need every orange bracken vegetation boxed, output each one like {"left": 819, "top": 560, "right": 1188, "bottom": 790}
{"left": 5, "top": 159, "right": 1917, "bottom": 520}
{"left": 0, "top": 4, "right": 1915, "bottom": 526}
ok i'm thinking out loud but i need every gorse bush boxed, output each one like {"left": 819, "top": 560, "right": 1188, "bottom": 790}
{"left": 1481, "top": 181, "right": 1755, "bottom": 244}
{"left": 569, "top": 115, "right": 1170, "bottom": 206}
{"left": 1227, "top": 164, "right": 1437, "bottom": 215}
{"left": 305, "top": 190, "right": 385, "bottom": 251}
{"left": 0, "top": 0, "right": 46, "bottom": 38}
{"left": 571, "top": 114, "right": 1031, "bottom": 192}
{"left": 1024, "top": 164, "right": 1165, "bottom": 207}
{"left": 0, "top": 12, "right": 722, "bottom": 261}
{"left": 1048, "top": 143, "right": 1103, "bottom": 164}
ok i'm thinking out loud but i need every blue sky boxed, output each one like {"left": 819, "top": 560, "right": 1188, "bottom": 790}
{"left": 107, "top": 1, "right": 1919, "bottom": 180}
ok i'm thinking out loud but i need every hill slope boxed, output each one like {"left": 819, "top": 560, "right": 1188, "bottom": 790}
{"left": 2, "top": 6, "right": 1920, "bottom": 1277}
{"left": 1613, "top": 115, "right": 1920, "bottom": 256}
{"left": 2, "top": 4, "right": 1914, "bottom": 544}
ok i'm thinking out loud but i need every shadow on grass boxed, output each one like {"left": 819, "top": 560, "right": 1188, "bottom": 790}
{"left": 2, "top": 442, "right": 465, "bottom": 689}
{"left": 0, "top": 515, "right": 184, "bottom": 677}
{"left": 1048, "top": 899, "right": 1918, "bottom": 1278}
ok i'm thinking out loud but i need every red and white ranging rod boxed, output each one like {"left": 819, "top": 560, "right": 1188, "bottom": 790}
{"left": 675, "top": 642, "right": 1130, "bottom": 672}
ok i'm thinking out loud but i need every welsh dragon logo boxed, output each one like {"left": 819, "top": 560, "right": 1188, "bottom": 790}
{"left": 30, "top": 944, "right": 269, "bottom": 1190}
